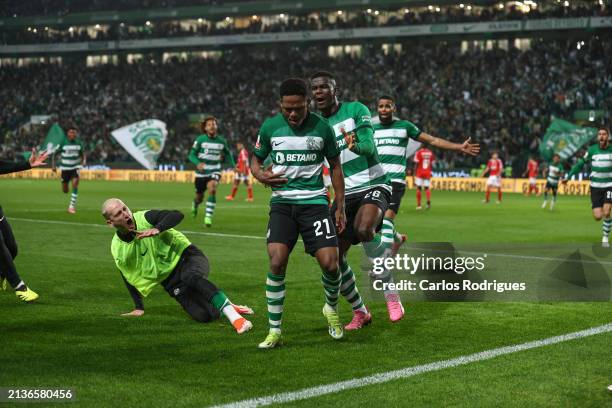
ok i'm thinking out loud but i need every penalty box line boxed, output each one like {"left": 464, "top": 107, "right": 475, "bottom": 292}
{"left": 211, "top": 322, "right": 612, "bottom": 408}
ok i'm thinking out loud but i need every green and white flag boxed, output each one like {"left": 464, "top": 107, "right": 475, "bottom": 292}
{"left": 539, "top": 118, "right": 597, "bottom": 161}
{"left": 111, "top": 119, "right": 167, "bottom": 170}
{"left": 40, "top": 123, "right": 67, "bottom": 153}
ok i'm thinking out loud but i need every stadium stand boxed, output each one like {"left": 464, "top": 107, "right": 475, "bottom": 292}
{"left": 0, "top": 1, "right": 609, "bottom": 172}
{"left": 2, "top": 2, "right": 609, "bottom": 44}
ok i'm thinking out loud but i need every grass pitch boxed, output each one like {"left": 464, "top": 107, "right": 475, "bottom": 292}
{"left": 1, "top": 179, "right": 611, "bottom": 407}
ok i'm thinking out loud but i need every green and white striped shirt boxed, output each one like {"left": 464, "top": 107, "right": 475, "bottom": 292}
{"left": 188, "top": 134, "right": 234, "bottom": 177}
{"left": 325, "top": 102, "right": 391, "bottom": 196}
{"left": 569, "top": 144, "right": 612, "bottom": 188}
{"left": 546, "top": 163, "right": 563, "bottom": 186}
{"left": 373, "top": 117, "right": 422, "bottom": 185}
{"left": 254, "top": 112, "right": 339, "bottom": 205}
{"left": 57, "top": 139, "right": 85, "bottom": 170}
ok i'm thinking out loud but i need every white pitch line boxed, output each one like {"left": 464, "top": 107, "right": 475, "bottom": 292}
{"left": 211, "top": 322, "right": 612, "bottom": 408}
{"left": 9, "top": 217, "right": 265, "bottom": 240}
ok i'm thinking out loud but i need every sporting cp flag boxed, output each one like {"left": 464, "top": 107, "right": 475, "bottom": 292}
{"left": 111, "top": 119, "right": 167, "bottom": 170}
{"left": 539, "top": 119, "right": 597, "bottom": 162}
{"left": 41, "top": 123, "right": 67, "bottom": 153}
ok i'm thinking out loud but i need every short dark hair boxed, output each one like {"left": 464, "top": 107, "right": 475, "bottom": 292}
{"left": 310, "top": 71, "right": 334, "bottom": 80}
{"left": 279, "top": 78, "right": 308, "bottom": 98}
{"left": 378, "top": 94, "right": 395, "bottom": 102}
{"left": 66, "top": 125, "right": 78, "bottom": 132}
{"left": 599, "top": 127, "right": 610, "bottom": 135}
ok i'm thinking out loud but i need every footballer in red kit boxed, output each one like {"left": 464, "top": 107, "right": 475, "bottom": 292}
{"left": 413, "top": 147, "right": 434, "bottom": 210}
{"left": 226, "top": 141, "right": 254, "bottom": 202}
{"left": 481, "top": 152, "right": 504, "bottom": 204}
{"left": 522, "top": 156, "right": 540, "bottom": 196}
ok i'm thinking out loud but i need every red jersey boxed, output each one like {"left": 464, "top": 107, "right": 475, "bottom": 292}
{"left": 236, "top": 148, "right": 250, "bottom": 174}
{"left": 414, "top": 148, "right": 434, "bottom": 178}
{"left": 486, "top": 158, "right": 503, "bottom": 176}
{"left": 527, "top": 159, "right": 538, "bottom": 178}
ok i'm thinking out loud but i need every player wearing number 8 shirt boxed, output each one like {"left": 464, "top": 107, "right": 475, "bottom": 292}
{"left": 311, "top": 71, "right": 392, "bottom": 330}
{"left": 251, "top": 78, "right": 347, "bottom": 349}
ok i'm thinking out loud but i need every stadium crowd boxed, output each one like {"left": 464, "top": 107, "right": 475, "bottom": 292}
{"left": 1, "top": 38, "right": 610, "bottom": 170}
{"left": 1, "top": 0, "right": 256, "bottom": 17}
{"left": 2, "top": 2, "right": 609, "bottom": 45}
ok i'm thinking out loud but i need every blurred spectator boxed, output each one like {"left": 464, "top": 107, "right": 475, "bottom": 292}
{"left": 1, "top": 2, "right": 609, "bottom": 45}
{"left": 1, "top": 38, "right": 610, "bottom": 168}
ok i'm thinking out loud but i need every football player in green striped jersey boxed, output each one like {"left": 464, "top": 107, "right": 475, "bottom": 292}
{"left": 188, "top": 117, "right": 235, "bottom": 227}
{"left": 375, "top": 95, "right": 480, "bottom": 320}
{"left": 51, "top": 126, "right": 86, "bottom": 214}
{"left": 311, "top": 73, "right": 479, "bottom": 328}
{"left": 251, "top": 78, "right": 347, "bottom": 348}
{"left": 564, "top": 127, "right": 612, "bottom": 246}
{"left": 311, "top": 71, "right": 387, "bottom": 329}
{"left": 541, "top": 154, "right": 564, "bottom": 211}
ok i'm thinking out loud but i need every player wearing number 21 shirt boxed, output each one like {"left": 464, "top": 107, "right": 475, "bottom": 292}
{"left": 250, "top": 78, "right": 347, "bottom": 349}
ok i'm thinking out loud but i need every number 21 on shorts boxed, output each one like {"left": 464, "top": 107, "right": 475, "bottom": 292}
{"left": 314, "top": 218, "right": 333, "bottom": 237}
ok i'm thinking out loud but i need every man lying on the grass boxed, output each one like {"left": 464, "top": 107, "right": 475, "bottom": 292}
{"left": 102, "top": 198, "right": 253, "bottom": 334}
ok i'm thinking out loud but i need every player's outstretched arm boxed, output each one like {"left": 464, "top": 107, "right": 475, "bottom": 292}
{"left": 0, "top": 160, "right": 31, "bottom": 175}
{"left": 418, "top": 132, "right": 479, "bottom": 156}
{"left": 120, "top": 274, "right": 144, "bottom": 316}
{"left": 328, "top": 155, "right": 346, "bottom": 234}
{"left": 138, "top": 210, "right": 184, "bottom": 238}
{"left": 250, "top": 154, "right": 288, "bottom": 188}
{"left": 0, "top": 149, "right": 47, "bottom": 175}
{"left": 563, "top": 158, "right": 586, "bottom": 184}
{"left": 27, "top": 148, "right": 48, "bottom": 167}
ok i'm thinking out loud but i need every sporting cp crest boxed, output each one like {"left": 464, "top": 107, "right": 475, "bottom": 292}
{"left": 274, "top": 151, "right": 286, "bottom": 164}
{"left": 133, "top": 127, "right": 164, "bottom": 154}
{"left": 111, "top": 119, "right": 167, "bottom": 170}
{"left": 306, "top": 137, "right": 318, "bottom": 151}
